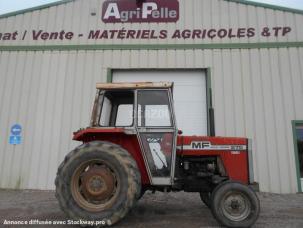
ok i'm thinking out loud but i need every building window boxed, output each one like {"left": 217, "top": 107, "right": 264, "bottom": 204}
{"left": 295, "top": 124, "right": 303, "bottom": 178}
{"left": 293, "top": 121, "right": 303, "bottom": 192}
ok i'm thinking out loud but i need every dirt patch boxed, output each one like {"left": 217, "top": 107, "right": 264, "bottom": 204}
{"left": 0, "top": 190, "right": 302, "bottom": 227}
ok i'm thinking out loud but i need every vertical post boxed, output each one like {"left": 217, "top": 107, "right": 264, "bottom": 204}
{"left": 207, "top": 68, "right": 215, "bottom": 136}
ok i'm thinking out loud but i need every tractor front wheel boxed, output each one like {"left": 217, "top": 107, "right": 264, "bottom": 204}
{"left": 211, "top": 181, "right": 260, "bottom": 228}
{"left": 55, "top": 141, "right": 141, "bottom": 226}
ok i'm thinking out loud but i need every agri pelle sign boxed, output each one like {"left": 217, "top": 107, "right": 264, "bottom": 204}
{"left": 102, "top": 0, "right": 179, "bottom": 23}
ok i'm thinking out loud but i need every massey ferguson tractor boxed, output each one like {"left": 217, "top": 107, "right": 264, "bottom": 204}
{"left": 55, "top": 82, "right": 260, "bottom": 227}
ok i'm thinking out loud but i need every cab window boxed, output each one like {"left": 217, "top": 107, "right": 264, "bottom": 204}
{"left": 137, "top": 90, "right": 172, "bottom": 127}
{"left": 99, "top": 91, "right": 134, "bottom": 127}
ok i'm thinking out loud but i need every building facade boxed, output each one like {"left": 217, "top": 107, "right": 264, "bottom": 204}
{"left": 0, "top": 0, "right": 302, "bottom": 193}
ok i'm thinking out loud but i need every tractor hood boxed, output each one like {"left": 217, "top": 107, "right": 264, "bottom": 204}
{"left": 177, "top": 136, "right": 248, "bottom": 152}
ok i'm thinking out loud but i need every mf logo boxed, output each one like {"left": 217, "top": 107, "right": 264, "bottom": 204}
{"left": 102, "top": 0, "right": 179, "bottom": 23}
{"left": 187, "top": 141, "right": 247, "bottom": 151}
{"left": 191, "top": 141, "right": 211, "bottom": 149}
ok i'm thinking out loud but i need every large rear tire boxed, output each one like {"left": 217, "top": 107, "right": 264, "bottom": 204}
{"left": 211, "top": 181, "right": 260, "bottom": 228}
{"left": 55, "top": 141, "right": 141, "bottom": 226}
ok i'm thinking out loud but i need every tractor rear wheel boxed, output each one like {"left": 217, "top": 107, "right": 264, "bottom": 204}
{"left": 210, "top": 181, "right": 260, "bottom": 228}
{"left": 55, "top": 141, "right": 141, "bottom": 226}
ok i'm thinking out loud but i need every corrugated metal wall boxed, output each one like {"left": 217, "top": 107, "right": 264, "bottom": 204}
{"left": 0, "top": 48, "right": 302, "bottom": 193}
{"left": 0, "top": 0, "right": 302, "bottom": 193}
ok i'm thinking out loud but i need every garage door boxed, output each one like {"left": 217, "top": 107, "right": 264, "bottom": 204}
{"left": 113, "top": 70, "right": 207, "bottom": 135}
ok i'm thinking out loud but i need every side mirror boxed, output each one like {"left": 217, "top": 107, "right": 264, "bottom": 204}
{"left": 178, "top": 130, "right": 183, "bottom": 135}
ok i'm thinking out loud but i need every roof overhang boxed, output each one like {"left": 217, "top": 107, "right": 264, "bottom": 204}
{"left": 96, "top": 82, "right": 173, "bottom": 90}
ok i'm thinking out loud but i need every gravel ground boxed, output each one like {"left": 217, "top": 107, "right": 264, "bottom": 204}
{"left": 0, "top": 189, "right": 302, "bottom": 228}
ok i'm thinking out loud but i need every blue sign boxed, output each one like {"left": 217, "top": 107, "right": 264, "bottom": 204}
{"left": 9, "top": 136, "right": 21, "bottom": 145}
{"left": 11, "top": 124, "right": 22, "bottom": 136}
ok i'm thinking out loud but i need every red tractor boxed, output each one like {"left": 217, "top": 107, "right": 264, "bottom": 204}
{"left": 55, "top": 82, "right": 260, "bottom": 227}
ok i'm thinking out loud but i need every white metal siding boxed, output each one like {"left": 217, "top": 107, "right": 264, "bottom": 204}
{"left": 113, "top": 70, "right": 207, "bottom": 136}
{"left": 0, "top": 48, "right": 302, "bottom": 193}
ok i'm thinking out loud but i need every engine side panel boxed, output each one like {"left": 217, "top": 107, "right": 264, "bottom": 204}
{"left": 177, "top": 136, "right": 249, "bottom": 184}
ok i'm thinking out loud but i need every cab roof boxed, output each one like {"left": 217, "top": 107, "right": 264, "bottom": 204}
{"left": 96, "top": 82, "right": 173, "bottom": 90}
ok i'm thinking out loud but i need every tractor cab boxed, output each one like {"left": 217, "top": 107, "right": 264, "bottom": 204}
{"left": 90, "top": 82, "right": 177, "bottom": 186}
